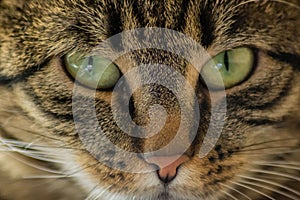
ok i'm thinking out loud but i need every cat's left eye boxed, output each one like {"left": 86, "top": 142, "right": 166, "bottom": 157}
{"left": 201, "top": 47, "right": 255, "bottom": 90}
{"left": 64, "top": 52, "right": 121, "bottom": 90}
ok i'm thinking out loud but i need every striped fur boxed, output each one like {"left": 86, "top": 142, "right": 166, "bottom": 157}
{"left": 0, "top": 0, "right": 299, "bottom": 199}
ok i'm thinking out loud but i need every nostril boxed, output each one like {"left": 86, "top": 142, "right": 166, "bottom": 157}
{"left": 144, "top": 155, "right": 190, "bottom": 184}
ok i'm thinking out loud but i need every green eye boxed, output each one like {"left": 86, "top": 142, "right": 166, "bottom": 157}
{"left": 65, "top": 52, "right": 121, "bottom": 90}
{"left": 201, "top": 47, "right": 254, "bottom": 89}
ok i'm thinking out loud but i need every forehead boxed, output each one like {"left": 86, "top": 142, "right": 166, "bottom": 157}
{"left": 54, "top": 0, "right": 296, "bottom": 51}
{"left": 0, "top": 0, "right": 298, "bottom": 78}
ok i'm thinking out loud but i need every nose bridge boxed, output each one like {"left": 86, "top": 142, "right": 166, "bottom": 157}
{"left": 131, "top": 77, "right": 198, "bottom": 156}
{"left": 132, "top": 84, "right": 181, "bottom": 124}
{"left": 123, "top": 49, "right": 201, "bottom": 156}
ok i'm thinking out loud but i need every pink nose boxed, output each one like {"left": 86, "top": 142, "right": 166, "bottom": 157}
{"left": 145, "top": 155, "right": 190, "bottom": 183}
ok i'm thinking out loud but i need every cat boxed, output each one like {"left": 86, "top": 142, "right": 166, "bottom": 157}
{"left": 0, "top": 0, "right": 299, "bottom": 199}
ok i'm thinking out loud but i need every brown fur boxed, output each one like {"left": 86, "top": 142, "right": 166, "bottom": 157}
{"left": 0, "top": 0, "right": 299, "bottom": 199}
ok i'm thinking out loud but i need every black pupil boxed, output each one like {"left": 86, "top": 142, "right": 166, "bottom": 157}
{"left": 224, "top": 51, "right": 229, "bottom": 71}
{"left": 86, "top": 56, "right": 94, "bottom": 73}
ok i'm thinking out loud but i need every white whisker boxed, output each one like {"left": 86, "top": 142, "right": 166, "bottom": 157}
{"left": 237, "top": 146, "right": 299, "bottom": 153}
{"left": 230, "top": 180, "right": 275, "bottom": 200}
{"left": 86, "top": 185, "right": 113, "bottom": 200}
{"left": 220, "top": 190, "right": 239, "bottom": 200}
{"left": 4, "top": 125, "right": 69, "bottom": 143}
{"left": 237, "top": 175, "right": 300, "bottom": 196}
{"left": 219, "top": 182, "right": 252, "bottom": 200}
{"left": 23, "top": 162, "right": 97, "bottom": 181}
{"left": 247, "top": 168, "right": 300, "bottom": 182}
{"left": 237, "top": 149, "right": 300, "bottom": 156}
{"left": 85, "top": 186, "right": 99, "bottom": 200}
{"left": 0, "top": 138, "right": 66, "bottom": 164}
{"left": 241, "top": 138, "right": 297, "bottom": 150}
{"left": 5, "top": 152, "right": 66, "bottom": 174}
{"left": 1, "top": 149, "right": 65, "bottom": 164}
{"left": 253, "top": 161, "right": 300, "bottom": 166}
{"left": 238, "top": 179, "right": 299, "bottom": 200}
{"left": 0, "top": 108, "right": 23, "bottom": 113}
{"left": 252, "top": 162, "right": 300, "bottom": 171}
{"left": 23, "top": 174, "right": 74, "bottom": 179}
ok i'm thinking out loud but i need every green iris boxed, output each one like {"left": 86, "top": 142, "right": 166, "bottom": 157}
{"left": 201, "top": 47, "right": 254, "bottom": 89}
{"left": 65, "top": 52, "right": 121, "bottom": 89}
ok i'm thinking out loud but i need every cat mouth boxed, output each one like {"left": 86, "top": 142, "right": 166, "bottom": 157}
{"left": 156, "top": 191, "right": 173, "bottom": 200}
{"left": 154, "top": 187, "right": 186, "bottom": 200}
{"left": 155, "top": 192, "right": 187, "bottom": 200}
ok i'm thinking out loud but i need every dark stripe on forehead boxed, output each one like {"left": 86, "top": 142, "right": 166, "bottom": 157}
{"left": 131, "top": 0, "right": 191, "bottom": 30}
{"left": 162, "top": 0, "right": 191, "bottom": 31}
{"left": 199, "top": 2, "right": 215, "bottom": 47}
{"left": 105, "top": 1, "right": 122, "bottom": 36}
{"left": 129, "top": 49, "right": 188, "bottom": 75}
{"left": 130, "top": 1, "right": 147, "bottom": 27}
{"left": 183, "top": 0, "right": 217, "bottom": 46}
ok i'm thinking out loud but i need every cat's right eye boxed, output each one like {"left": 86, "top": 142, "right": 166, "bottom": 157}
{"left": 201, "top": 47, "right": 255, "bottom": 90}
{"left": 64, "top": 52, "right": 121, "bottom": 90}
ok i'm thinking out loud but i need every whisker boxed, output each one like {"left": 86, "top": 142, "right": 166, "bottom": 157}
{"left": 252, "top": 162, "right": 300, "bottom": 171}
{"left": 24, "top": 162, "right": 99, "bottom": 181}
{"left": 1, "top": 126, "right": 86, "bottom": 151}
{"left": 0, "top": 146, "right": 60, "bottom": 161}
{"left": 23, "top": 138, "right": 44, "bottom": 149}
{"left": 22, "top": 163, "right": 101, "bottom": 194}
{"left": 4, "top": 143, "right": 73, "bottom": 158}
{"left": 238, "top": 179, "right": 299, "bottom": 200}
{"left": 234, "top": 146, "right": 299, "bottom": 153}
{"left": 1, "top": 139, "right": 64, "bottom": 155}
{"left": 0, "top": 135, "right": 99, "bottom": 184}
{"left": 63, "top": 162, "right": 99, "bottom": 178}
{"left": 0, "top": 145, "right": 63, "bottom": 157}
{"left": 85, "top": 185, "right": 99, "bottom": 200}
{"left": 220, "top": 190, "right": 238, "bottom": 200}
{"left": 248, "top": 174, "right": 287, "bottom": 182}
{"left": 229, "top": 180, "right": 275, "bottom": 200}
{"left": 87, "top": 185, "right": 113, "bottom": 200}
{"left": 5, "top": 152, "right": 66, "bottom": 175}
{"left": 237, "top": 175, "right": 300, "bottom": 196}
{"left": 219, "top": 182, "right": 252, "bottom": 200}
{"left": 246, "top": 168, "right": 300, "bottom": 182}
{"left": 253, "top": 161, "right": 300, "bottom": 166}
{"left": 235, "top": 149, "right": 300, "bottom": 156}
{"left": 0, "top": 107, "right": 24, "bottom": 114}
{"left": 0, "top": 138, "right": 67, "bottom": 163}
{"left": 6, "top": 125, "right": 72, "bottom": 144}
{"left": 93, "top": 186, "right": 112, "bottom": 200}
{"left": 0, "top": 127, "right": 85, "bottom": 153}
{"left": 22, "top": 174, "right": 73, "bottom": 179}
{"left": 240, "top": 138, "right": 297, "bottom": 150}
{"left": 1, "top": 150, "right": 65, "bottom": 164}
{"left": 28, "top": 143, "right": 84, "bottom": 151}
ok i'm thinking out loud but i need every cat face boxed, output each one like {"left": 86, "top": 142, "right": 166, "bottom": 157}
{"left": 0, "top": 0, "right": 299, "bottom": 199}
